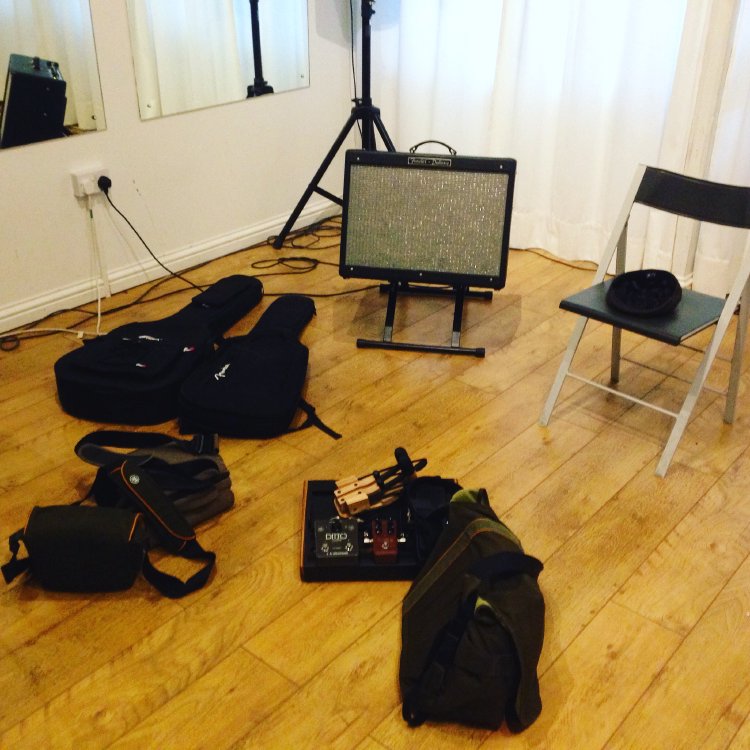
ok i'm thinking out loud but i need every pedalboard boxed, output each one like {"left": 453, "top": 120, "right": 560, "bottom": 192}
{"left": 301, "top": 480, "right": 419, "bottom": 582}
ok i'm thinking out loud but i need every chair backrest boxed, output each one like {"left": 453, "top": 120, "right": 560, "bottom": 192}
{"left": 635, "top": 166, "right": 750, "bottom": 229}
{"left": 593, "top": 165, "right": 750, "bottom": 286}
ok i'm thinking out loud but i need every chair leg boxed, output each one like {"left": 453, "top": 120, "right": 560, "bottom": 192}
{"left": 656, "top": 358, "right": 715, "bottom": 476}
{"left": 540, "top": 317, "right": 588, "bottom": 426}
{"left": 656, "top": 297, "right": 742, "bottom": 476}
{"left": 656, "top": 414, "right": 689, "bottom": 477}
{"left": 610, "top": 327, "right": 622, "bottom": 383}
{"left": 724, "top": 290, "right": 748, "bottom": 423}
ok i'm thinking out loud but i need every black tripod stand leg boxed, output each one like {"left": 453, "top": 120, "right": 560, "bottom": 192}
{"left": 274, "top": 0, "right": 395, "bottom": 249}
{"left": 372, "top": 113, "right": 396, "bottom": 152}
{"left": 361, "top": 118, "right": 376, "bottom": 151}
{"left": 272, "top": 112, "right": 362, "bottom": 249}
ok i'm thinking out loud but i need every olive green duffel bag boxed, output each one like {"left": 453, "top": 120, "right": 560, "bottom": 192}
{"left": 399, "top": 488, "right": 545, "bottom": 732}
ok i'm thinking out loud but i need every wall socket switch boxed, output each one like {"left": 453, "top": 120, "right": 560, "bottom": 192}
{"left": 71, "top": 168, "right": 109, "bottom": 198}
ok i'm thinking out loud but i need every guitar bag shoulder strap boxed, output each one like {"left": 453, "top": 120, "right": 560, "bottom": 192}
{"left": 74, "top": 430, "right": 219, "bottom": 467}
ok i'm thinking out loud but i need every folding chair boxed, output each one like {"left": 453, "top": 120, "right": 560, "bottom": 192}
{"left": 539, "top": 164, "right": 750, "bottom": 476}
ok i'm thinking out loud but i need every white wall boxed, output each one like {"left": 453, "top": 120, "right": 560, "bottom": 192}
{"left": 0, "top": 0, "right": 354, "bottom": 333}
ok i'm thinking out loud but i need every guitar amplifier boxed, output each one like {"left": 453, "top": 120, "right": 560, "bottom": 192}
{"left": 0, "top": 53, "right": 67, "bottom": 149}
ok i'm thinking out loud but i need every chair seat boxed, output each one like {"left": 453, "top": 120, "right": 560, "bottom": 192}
{"left": 560, "top": 279, "right": 726, "bottom": 346}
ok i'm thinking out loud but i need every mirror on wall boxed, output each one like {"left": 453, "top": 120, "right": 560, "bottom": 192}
{"left": 126, "top": 0, "right": 309, "bottom": 120}
{"left": 0, "top": 0, "right": 105, "bottom": 150}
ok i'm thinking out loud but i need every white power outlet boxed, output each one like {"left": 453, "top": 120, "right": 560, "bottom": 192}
{"left": 71, "top": 168, "right": 109, "bottom": 198}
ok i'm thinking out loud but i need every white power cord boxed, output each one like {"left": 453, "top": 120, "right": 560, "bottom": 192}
{"left": 0, "top": 195, "right": 109, "bottom": 348}
{"left": 86, "top": 192, "right": 107, "bottom": 335}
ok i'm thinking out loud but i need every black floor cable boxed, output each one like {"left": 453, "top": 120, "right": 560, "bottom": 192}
{"left": 98, "top": 177, "right": 203, "bottom": 293}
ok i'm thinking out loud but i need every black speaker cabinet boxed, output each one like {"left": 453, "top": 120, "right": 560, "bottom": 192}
{"left": 0, "top": 54, "right": 67, "bottom": 149}
{"left": 340, "top": 149, "right": 516, "bottom": 355}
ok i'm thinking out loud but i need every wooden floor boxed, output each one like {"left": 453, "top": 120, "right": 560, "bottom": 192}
{"left": 2, "top": 222, "right": 750, "bottom": 749}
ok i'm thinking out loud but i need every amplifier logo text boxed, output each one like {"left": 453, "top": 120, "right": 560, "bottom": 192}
{"left": 408, "top": 156, "right": 452, "bottom": 167}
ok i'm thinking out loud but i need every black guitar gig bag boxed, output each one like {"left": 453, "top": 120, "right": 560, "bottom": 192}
{"left": 178, "top": 294, "right": 340, "bottom": 440}
{"left": 54, "top": 275, "right": 263, "bottom": 425}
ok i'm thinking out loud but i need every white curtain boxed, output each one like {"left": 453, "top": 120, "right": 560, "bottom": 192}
{"left": 126, "top": 0, "right": 308, "bottom": 119}
{"left": 0, "top": 0, "right": 104, "bottom": 131}
{"left": 696, "top": 0, "right": 750, "bottom": 295}
{"left": 370, "top": 0, "right": 750, "bottom": 295}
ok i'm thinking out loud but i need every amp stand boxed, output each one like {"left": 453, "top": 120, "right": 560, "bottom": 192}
{"left": 272, "top": 0, "right": 395, "bottom": 248}
{"left": 357, "top": 282, "right": 492, "bottom": 357}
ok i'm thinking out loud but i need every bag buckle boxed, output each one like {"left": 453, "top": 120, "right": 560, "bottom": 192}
{"left": 190, "top": 433, "right": 219, "bottom": 455}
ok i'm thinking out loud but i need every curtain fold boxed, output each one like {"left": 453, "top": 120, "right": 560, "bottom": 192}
{"left": 371, "top": 0, "right": 750, "bottom": 295}
{"left": 694, "top": 0, "right": 750, "bottom": 295}
{"left": 643, "top": 0, "right": 740, "bottom": 290}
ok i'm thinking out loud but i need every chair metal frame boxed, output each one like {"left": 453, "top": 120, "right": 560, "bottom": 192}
{"left": 540, "top": 163, "right": 750, "bottom": 476}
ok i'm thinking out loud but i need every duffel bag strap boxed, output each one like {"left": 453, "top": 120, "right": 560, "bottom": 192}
{"left": 403, "top": 592, "right": 476, "bottom": 726}
{"left": 468, "top": 551, "right": 543, "bottom": 581}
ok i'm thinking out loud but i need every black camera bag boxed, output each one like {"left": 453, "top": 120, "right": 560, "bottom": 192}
{"left": 178, "top": 294, "right": 340, "bottom": 439}
{"left": 54, "top": 275, "right": 263, "bottom": 425}
{"left": 2, "top": 460, "right": 216, "bottom": 598}
{"left": 4, "top": 504, "right": 146, "bottom": 592}
{"left": 400, "top": 489, "right": 545, "bottom": 732}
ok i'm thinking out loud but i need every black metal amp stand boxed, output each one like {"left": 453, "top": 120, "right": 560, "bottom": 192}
{"left": 272, "top": 0, "right": 395, "bottom": 248}
{"left": 247, "top": 0, "right": 274, "bottom": 97}
{"left": 356, "top": 282, "right": 492, "bottom": 357}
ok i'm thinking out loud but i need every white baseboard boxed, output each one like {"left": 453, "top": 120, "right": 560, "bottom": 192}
{"left": 1, "top": 200, "right": 339, "bottom": 335}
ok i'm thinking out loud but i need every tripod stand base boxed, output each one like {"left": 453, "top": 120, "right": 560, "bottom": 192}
{"left": 247, "top": 81, "right": 274, "bottom": 97}
{"left": 272, "top": 102, "right": 395, "bottom": 249}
